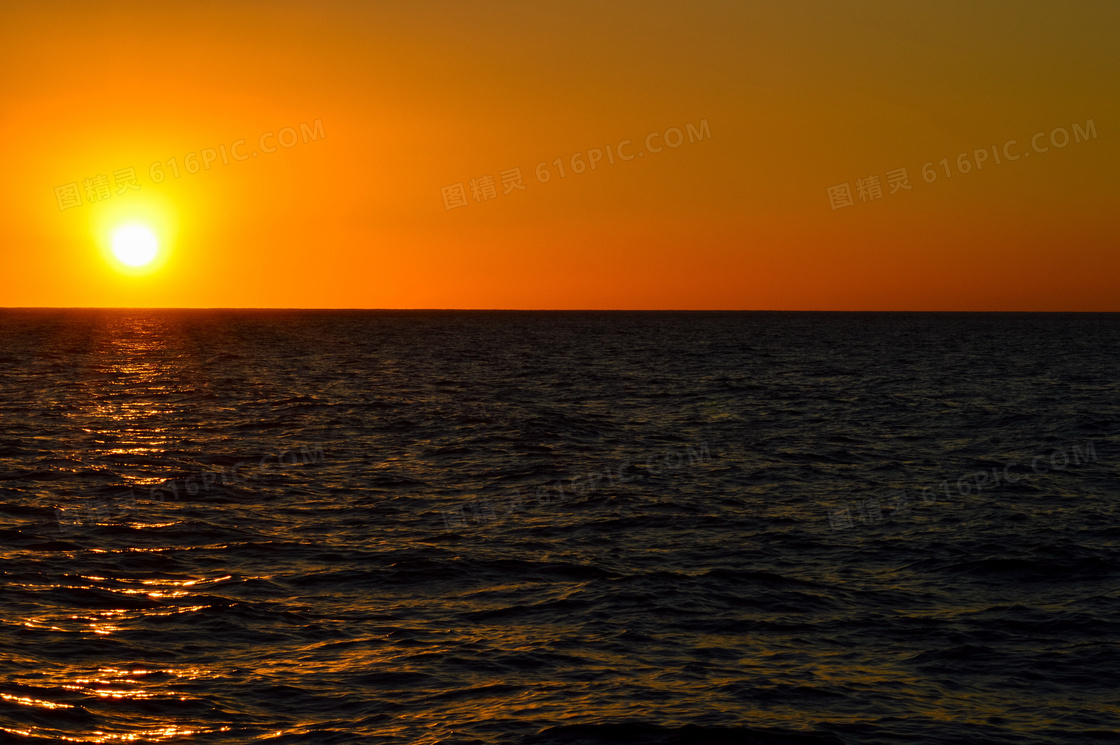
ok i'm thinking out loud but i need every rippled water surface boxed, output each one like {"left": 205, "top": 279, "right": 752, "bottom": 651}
{"left": 1, "top": 310, "right": 1118, "bottom": 744}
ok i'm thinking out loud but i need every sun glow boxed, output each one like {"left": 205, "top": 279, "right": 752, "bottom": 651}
{"left": 111, "top": 225, "right": 159, "bottom": 267}
{"left": 92, "top": 195, "right": 177, "bottom": 282}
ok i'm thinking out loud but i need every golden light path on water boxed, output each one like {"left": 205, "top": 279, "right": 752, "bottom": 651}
{"left": 0, "top": 317, "right": 244, "bottom": 741}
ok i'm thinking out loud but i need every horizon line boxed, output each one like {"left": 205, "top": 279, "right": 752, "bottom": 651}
{"left": 1, "top": 307, "right": 1117, "bottom": 313}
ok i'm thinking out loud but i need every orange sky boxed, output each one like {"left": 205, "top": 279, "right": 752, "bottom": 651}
{"left": 1, "top": 0, "right": 1117, "bottom": 310}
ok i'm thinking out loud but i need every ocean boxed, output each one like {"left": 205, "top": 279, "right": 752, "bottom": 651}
{"left": 0, "top": 310, "right": 1117, "bottom": 744}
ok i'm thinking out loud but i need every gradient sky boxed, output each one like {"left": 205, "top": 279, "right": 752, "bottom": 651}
{"left": 1, "top": 0, "right": 1116, "bottom": 310}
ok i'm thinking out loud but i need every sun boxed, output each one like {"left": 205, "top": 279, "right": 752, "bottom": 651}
{"left": 111, "top": 225, "right": 159, "bottom": 267}
{"left": 93, "top": 197, "right": 175, "bottom": 277}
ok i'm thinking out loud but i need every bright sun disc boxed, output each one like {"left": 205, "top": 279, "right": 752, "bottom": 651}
{"left": 111, "top": 225, "right": 159, "bottom": 267}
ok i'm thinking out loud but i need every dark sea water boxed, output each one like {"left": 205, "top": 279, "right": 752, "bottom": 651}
{"left": 1, "top": 310, "right": 1118, "bottom": 745}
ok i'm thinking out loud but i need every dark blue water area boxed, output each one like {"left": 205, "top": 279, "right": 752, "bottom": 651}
{"left": 0, "top": 310, "right": 1117, "bottom": 744}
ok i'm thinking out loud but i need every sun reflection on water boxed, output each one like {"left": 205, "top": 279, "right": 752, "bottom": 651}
{"left": 63, "top": 314, "right": 192, "bottom": 495}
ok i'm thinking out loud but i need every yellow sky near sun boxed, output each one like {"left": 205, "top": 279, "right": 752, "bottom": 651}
{"left": 0, "top": 0, "right": 1117, "bottom": 309}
